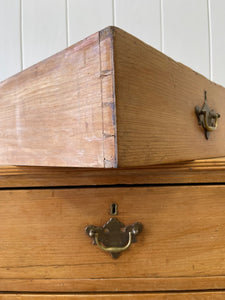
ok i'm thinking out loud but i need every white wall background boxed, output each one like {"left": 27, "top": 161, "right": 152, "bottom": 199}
{"left": 0, "top": 0, "right": 225, "bottom": 87}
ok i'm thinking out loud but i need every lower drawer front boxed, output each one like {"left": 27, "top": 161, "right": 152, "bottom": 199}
{"left": 0, "top": 292, "right": 225, "bottom": 299}
{"left": 1, "top": 186, "right": 225, "bottom": 292}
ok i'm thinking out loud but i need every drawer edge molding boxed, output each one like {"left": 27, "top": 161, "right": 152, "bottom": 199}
{"left": 1, "top": 277, "right": 225, "bottom": 292}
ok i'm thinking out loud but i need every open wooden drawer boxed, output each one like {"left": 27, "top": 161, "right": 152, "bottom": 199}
{"left": 0, "top": 27, "right": 225, "bottom": 169}
{"left": 1, "top": 184, "right": 225, "bottom": 292}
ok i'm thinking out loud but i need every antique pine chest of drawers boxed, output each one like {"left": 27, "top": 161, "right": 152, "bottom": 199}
{"left": 0, "top": 27, "right": 225, "bottom": 299}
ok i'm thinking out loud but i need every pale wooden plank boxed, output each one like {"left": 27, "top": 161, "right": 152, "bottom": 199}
{"left": 114, "top": 0, "right": 161, "bottom": 49}
{"left": 163, "top": 0, "right": 210, "bottom": 78}
{"left": 210, "top": 0, "right": 225, "bottom": 87}
{"left": 0, "top": 0, "right": 21, "bottom": 82}
{"left": 0, "top": 29, "right": 116, "bottom": 168}
{"left": 68, "top": 0, "right": 113, "bottom": 45}
{"left": 22, "top": 0, "right": 67, "bottom": 68}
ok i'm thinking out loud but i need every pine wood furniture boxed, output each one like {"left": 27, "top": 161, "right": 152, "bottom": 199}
{"left": 0, "top": 27, "right": 225, "bottom": 299}
{"left": 0, "top": 27, "right": 224, "bottom": 168}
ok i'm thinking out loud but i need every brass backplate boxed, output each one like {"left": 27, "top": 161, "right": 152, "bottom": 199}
{"left": 86, "top": 217, "right": 143, "bottom": 258}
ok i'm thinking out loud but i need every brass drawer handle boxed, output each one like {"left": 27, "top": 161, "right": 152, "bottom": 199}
{"left": 95, "top": 231, "right": 132, "bottom": 253}
{"left": 203, "top": 110, "right": 219, "bottom": 131}
{"left": 86, "top": 217, "right": 143, "bottom": 259}
{"left": 195, "top": 91, "right": 220, "bottom": 139}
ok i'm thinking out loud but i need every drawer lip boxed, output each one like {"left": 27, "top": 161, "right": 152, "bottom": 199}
{"left": 1, "top": 277, "right": 225, "bottom": 293}
{"left": 1, "top": 291, "right": 225, "bottom": 300}
{"left": 1, "top": 159, "right": 225, "bottom": 188}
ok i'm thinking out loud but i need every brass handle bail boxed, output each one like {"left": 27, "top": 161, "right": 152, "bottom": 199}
{"left": 86, "top": 217, "right": 143, "bottom": 259}
{"left": 195, "top": 91, "right": 220, "bottom": 139}
{"left": 95, "top": 231, "right": 132, "bottom": 253}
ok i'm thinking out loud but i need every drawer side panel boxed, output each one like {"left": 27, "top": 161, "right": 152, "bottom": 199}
{"left": 0, "top": 28, "right": 116, "bottom": 168}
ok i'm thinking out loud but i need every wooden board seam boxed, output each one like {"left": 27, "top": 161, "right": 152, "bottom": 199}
{"left": 99, "top": 27, "right": 117, "bottom": 168}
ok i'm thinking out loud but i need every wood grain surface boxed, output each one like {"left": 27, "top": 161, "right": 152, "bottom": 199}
{"left": 1, "top": 27, "right": 225, "bottom": 168}
{"left": 1, "top": 291, "right": 225, "bottom": 299}
{"left": 0, "top": 28, "right": 116, "bottom": 168}
{"left": 1, "top": 185, "right": 225, "bottom": 292}
{"left": 114, "top": 27, "right": 225, "bottom": 166}
{"left": 0, "top": 158, "right": 225, "bottom": 188}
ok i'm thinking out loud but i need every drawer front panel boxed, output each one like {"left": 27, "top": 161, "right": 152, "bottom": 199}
{"left": 0, "top": 186, "right": 225, "bottom": 291}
